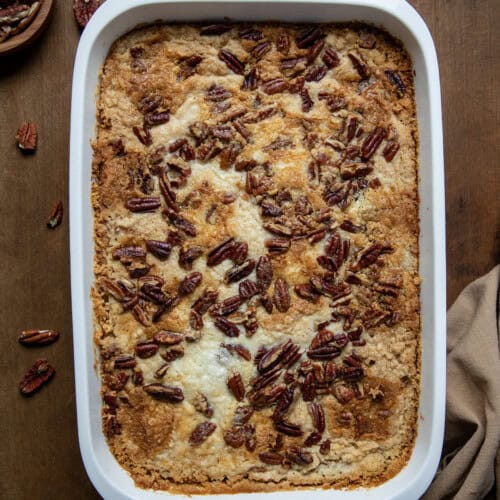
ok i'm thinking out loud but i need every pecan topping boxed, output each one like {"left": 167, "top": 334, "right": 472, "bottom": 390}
{"left": 179, "top": 245, "right": 203, "bottom": 269}
{"left": 252, "top": 41, "right": 272, "bottom": 59}
{"left": 310, "top": 329, "right": 335, "bottom": 350}
{"left": 300, "top": 88, "right": 314, "bottom": 112}
{"left": 207, "top": 237, "right": 236, "bottom": 266}
{"left": 144, "top": 111, "right": 170, "bottom": 127}
{"left": 161, "top": 345, "right": 184, "bottom": 362}
{"left": 320, "top": 439, "right": 331, "bottom": 455}
{"left": 340, "top": 220, "right": 362, "bottom": 233}
{"left": 262, "top": 78, "right": 288, "bottom": 95}
{"left": 286, "top": 446, "right": 313, "bottom": 465}
{"left": 132, "top": 125, "right": 152, "bottom": 146}
{"left": 359, "top": 32, "right": 376, "bottom": 49}
{"left": 361, "top": 127, "right": 387, "bottom": 159}
{"left": 193, "top": 392, "right": 214, "bottom": 417}
{"left": 158, "top": 170, "right": 178, "bottom": 212}
{"left": 234, "top": 405, "right": 254, "bottom": 425}
{"left": 383, "top": 141, "right": 400, "bottom": 162}
{"left": 309, "top": 402, "right": 326, "bottom": 432}
{"left": 239, "top": 279, "right": 260, "bottom": 300}
{"left": 200, "top": 24, "right": 231, "bottom": 35}
{"left": 353, "top": 242, "right": 383, "bottom": 270}
{"left": 232, "top": 242, "right": 248, "bottom": 265}
{"left": 222, "top": 343, "right": 252, "bottom": 361}
{"left": 261, "top": 199, "right": 283, "bottom": 217}
{"left": 239, "top": 27, "right": 264, "bottom": 40}
{"left": 18, "top": 329, "right": 60, "bottom": 346}
{"left": 275, "top": 420, "right": 303, "bottom": 437}
{"left": 241, "top": 66, "right": 259, "bottom": 91}
{"left": 143, "top": 383, "right": 184, "bottom": 402}
{"left": 154, "top": 363, "right": 169, "bottom": 379}
{"left": 206, "top": 84, "right": 231, "bottom": 102}
{"left": 304, "top": 431, "right": 322, "bottom": 447}
{"left": 154, "top": 331, "right": 184, "bottom": 345}
{"left": 164, "top": 209, "right": 197, "bottom": 236}
{"left": 223, "top": 426, "right": 246, "bottom": 448}
{"left": 214, "top": 317, "right": 240, "bottom": 337}
{"left": 192, "top": 288, "right": 219, "bottom": 314}
{"left": 225, "top": 259, "right": 255, "bottom": 284}
{"left": 146, "top": 240, "right": 171, "bottom": 260}
{"left": 178, "top": 55, "right": 202, "bottom": 79}
{"left": 272, "top": 386, "right": 294, "bottom": 422}
{"left": 305, "top": 65, "right": 328, "bottom": 82}
{"left": 218, "top": 49, "right": 245, "bottom": 74}
{"left": 135, "top": 341, "right": 159, "bottom": 359}
{"left": 385, "top": 69, "right": 406, "bottom": 96}
{"left": 280, "top": 56, "right": 308, "bottom": 73}
{"left": 47, "top": 200, "right": 63, "bottom": 229}
{"left": 322, "top": 47, "right": 340, "bottom": 68}
{"left": 114, "top": 355, "right": 136, "bottom": 370}
{"left": 273, "top": 278, "right": 291, "bottom": 313}
{"left": 259, "top": 451, "right": 284, "bottom": 465}
{"left": 19, "top": 359, "right": 55, "bottom": 395}
{"left": 296, "top": 27, "right": 324, "bottom": 49}
{"left": 125, "top": 197, "right": 160, "bottom": 213}
{"left": 276, "top": 33, "right": 290, "bottom": 54}
{"left": 302, "top": 372, "right": 316, "bottom": 401}
{"left": 348, "top": 51, "right": 370, "bottom": 79}
{"left": 265, "top": 238, "right": 290, "bottom": 255}
{"left": 227, "top": 372, "right": 245, "bottom": 401}
{"left": 16, "top": 121, "right": 37, "bottom": 151}
{"left": 189, "top": 421, "right": 217, "bottom": 445}
{"left": 178, "top": 272, "right": 202, "bottom": 295}
{"left": 294, "top": 283, "right": 320, "bottom": 303}
{"left": 189, "top": 310, "right": 203, "bottom": 331}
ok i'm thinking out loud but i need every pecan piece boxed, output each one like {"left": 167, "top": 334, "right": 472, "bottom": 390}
{"left": 146, "top": 240, "right": 171, "bottom": 260}
{"left": 234, "top": 405, "right": 254, "bottom": 425}
{"left": 178, "top": 272, "right": 202, "bottom": 295}
{"left": 135, "top": 341, "right": 159, "bottom": 359}
{"left": 132, "top": 125, "right": 152, "bottom": 146}
{"left": 200, "top": 24, "right": 231, "bottom": 35}
{"left": 251, "top": 41, "right": 272, "bottom": 59}
{"left": 353, "top": 242, "right": 382, "bottom": 270}
{"left": 16, "top": 121, "right": 37, "bottom": 151}
{"left": 261, "top": 199, "right": 282, "bottom": 217}
{"left": 239, "top": 27, "right": 264, "bottom": 41}
{"left": 227, "top": 372, "right": 245, "bottom": 401}
{"left": 286, "top": 446, "right": 313, "bottom": 465}
{"left": 348, "top": 51, "right": 370, "bottom": 79}
{"left": 294, "top": 283, "right": 320, "bottom": 303}
{"left": 262, "top": 78, "right": 288, "bottom": 95}
{"left": 222, "top": 343, "right": 252, "bottom": 361}
{"left": 359, "top": 32, "right": 376, "bottom": 49}
{"left": 144, "top": 111, "right": 170, "bottom": 127}
{"left": 304, "top": 431, "right": 322, "bottom": 447}
{"left": 310, "top": 329, "right": 335, "bottom": 350}
{"left": 273, "top": 278, "right": 291, "bottom": 313}
{"left": 385, "top": 69, "right": 406, "bottom": 96}
{"left": 276, "top": 33, "right": 290, "bottom": 54}
{"left": 193, "top": 392, "right": 214, "bottom": 418}
{"left": 322, "top": 47, "right": 340, "bottom": 68}
{"left": 177, "top": 55, "right": 202, "bottom": 79}
{"left": 259, "top": 451, "right": 284, "bottom": 465}
{"left": 179, "top": 245, "right": 203, "bottom": 269}
{"left": 225, "top": 259, "right": 255, "bottom": 284}
{"left": 218, "top": 49, "right": 245, "bottom": 74}
{"left": 320, "top": 439, "right": 331, "bottom": 454}
{"left": 223, "top": 426, "right": 246, "bottom": 448}
{"left": 302, "top": 372, "right": 316, "bottom": 401}
{"left": 275, "top": 420, "right": 303, "bottom": 437}
{"left": 125, "top": 196, "right": 160, "bottom": 213}
{"left": 305, "top": 65, "right": 328, "bottom": 82}
{"left": 296, "top": 27, "right": 324, "bottom": 49}
{"left": 242, "top": 67, "right": 259, "bottom": 91}
{"left": 154, "top": 331, "right": 184, "bottom": 345}
{"left": 309, "top": 402, "right": 326, "bottom": 432}
{"left": 214, "top": 317, "right": 240, "bottom": 337}
{"left": 19, "top": 359, "right": 55, "bottom": 396}
{"left": 207, "top": 237, "right": 236, "bottom": 266}
{"left": 300, "top": 88, "right": 314, "bottom": 112}
{"left": 192, "top": 288, "right": 218, "bottom": 314}
{"left": 18, "top": 329, "right": 60, "bottom": 346}
{"left": 307, "top": 345, "right": 341, "bottom": 360}
{"left": 239, "top": 279, "right": 260, "bottom": 300}
{"left": 265, "top": 238, "right": 290, "bottom": 255}
{"left": 47, "top": 200, "right": 63, "bottom": 229}
{"left": 383, "top": 141, "right": 400, "bottom": 162}
{"left": 114, "top": 355, "right": 136, "bottom": 370}
{"left": 189, "top": 421, "right": 217, "bottom": 446}
{"left": 143, "top": 383, "right": 184, "bottom": 402}
{"left": 164, "top": 209, "right": 197, "bottom": 236}
{"left": 206, "top": 84, "right": 231, "bottom": 102}
{"left": 361, "top": 127, "right": 387, "bottom": 159}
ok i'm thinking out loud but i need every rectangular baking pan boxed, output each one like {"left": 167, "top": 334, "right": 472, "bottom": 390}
{"left": 69, "top": 0, "right": 446, "bottom": 498}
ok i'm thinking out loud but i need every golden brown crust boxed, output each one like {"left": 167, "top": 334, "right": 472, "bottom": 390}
{"left": 91, "top": 22, "right": 420, "bottom": 493}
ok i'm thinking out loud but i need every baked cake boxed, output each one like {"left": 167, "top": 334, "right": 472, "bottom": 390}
{"left": 91, "top": 22, "right": 420, "bottom": 494}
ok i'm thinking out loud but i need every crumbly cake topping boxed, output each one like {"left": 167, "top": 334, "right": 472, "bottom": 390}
{"left": 91, "top": 22, "right": 420, "bottom": 493}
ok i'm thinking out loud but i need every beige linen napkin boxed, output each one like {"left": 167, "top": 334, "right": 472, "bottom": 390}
{"left": 423, "top": 266, "right": 500, "bottom": 500}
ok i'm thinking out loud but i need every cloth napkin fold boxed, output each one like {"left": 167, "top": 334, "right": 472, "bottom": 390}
{"left": 423, "top": 266, "right": 500, "bottom": 500}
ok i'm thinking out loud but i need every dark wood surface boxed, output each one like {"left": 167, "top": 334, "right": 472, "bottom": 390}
{"left": 0, "top": 1, "right": 498, "bottom": 498}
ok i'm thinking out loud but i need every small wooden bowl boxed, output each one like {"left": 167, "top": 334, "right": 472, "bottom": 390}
{"left": 0, "top": 0, "right": 54, "bottom": 56}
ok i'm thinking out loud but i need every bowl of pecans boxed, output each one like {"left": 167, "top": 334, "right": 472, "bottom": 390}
{"left": 0, "top": 0, "right": 53, "bottom": 56}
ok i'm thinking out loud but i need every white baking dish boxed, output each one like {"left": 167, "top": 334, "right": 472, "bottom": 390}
{"left": 69, "top": 0, "right": 446, "bottom": 498}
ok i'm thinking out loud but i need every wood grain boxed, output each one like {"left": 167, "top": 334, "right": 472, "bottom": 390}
{"left": 0, "top": 1, "right": 498, "bottom": 498}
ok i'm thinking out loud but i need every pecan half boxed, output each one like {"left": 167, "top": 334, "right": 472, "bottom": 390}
{"left": 294, "top": 283, "right": 320, "bottom": 303}
{"left": 262, "top": 78, "right": 288, "bottom": 95}
{"left": 135, "top": 341, "right": 159, "bottom": 359}
{"left": 143, "top": 383, "right": 184, "bottom": 402}
{"left": 239, "top": 279, "right": 260, "bottom": 300}
{"left": 132, "top": 125, "right": 152, "bottom": 146}
{"left": 305, "top": 65, "right": 328, "bottom": 82}
{"left": 206, "top": 84, "right": 231, "bottom": 102}
{"left": 302, "top": 372, "right": 316, "bottom": 401}
{"left": 383, "top": 141, "right": 400, "bottom": 162}
{"left": 227, "top": 372, "right": 245, "bottom": 401}
{"left": 361, "top": 127, "right": 387, "bottom": 159}
{"left": 273, "top": 278, "right": 291, "bottom": 313}
{"left": 322, "top": 47, "right": 340, "bottom": 68}
{"left": 225, "top": 259, "right": 255, "bottom": 284}
{"left": 252, "top": 41, "right": 272, "bottom": 59}
{"left": 223, "top": 426, "right": 246, "bottom": 448}
{"left": 178, "top": 272, "right": 202, "bottom": 295}
{"left": 275, "top": 420, "right": 303, "bottom": 437}
{"left": 114, "top": 355, "right": 136, "bottom": 370}
{"left": 154, "top": 331, "right": 184, "bottom": 345}
{"left": 146, "top": 240, "right": 171, "bottom": 260}
{"left": 193, "top": 392, "right": 214, "bottom": 417}
{"left": 222, "top": 343, "right": 252, "bottom": 361}
{"left": 239, "top": 27, "right": 264, "bottom": 41}
{"left": 207, "top": 237, "right": 236, "bottom": 266}
{"left": 309, "top": 402, "right": 326, "bottom": 432}
{"left": 348, "top": 51, "right": 370, "bottom": 79}
{"left": 218, "top": 49, "right": 245, "bottom": 74}
{"left": 125, "top": 197, "right": 160, "bottom": 213}
{"left": 296, "top": 26, "right": 324, "bottom": 49}
{"left": 353, "top": 242, "right": 382, "bottom": 270}
{"left": 265, "top": 238, "right": 290, "bottom": 255}
{"left": 276, "top": 33, "right": 290, "bottom": 54}
{"left": 242, "top": 67, "right": 259, "bottom": 91}
{"left": 189, "top": 421, "right": 217, "bottom": 446}
{"left": 73, "top": 0, "right": 104, "bottom": 28}
{"left": 19, "top": 359, "right": 55, "bottom": 396}
{"left": 47, "top": 200, "right": 63, "bottom": 229}
{"left": 259, "top": 451, "right": 284, "bottom": 465}
{"left": 192, "top": 288, "right": 218, "bottom": 314}
{"left": 300, "top": 88, "right": 314, "bottom": 112}
{"left": 179, "top": 245, "right": 203, "bottom": 269}
{"left": 214, "top": 317, "right": 240, "bottom": 337}
{"left": 18, "top": 329, "right": 60, "bottom": 346}
{"left": 304, "top": 431, "right": 322, "bottom": 447}
{"left": 286, "top": 446, "right": 313, "bottom": 465}
{"left": 234, "top": 405, "right": 254, "bottom": 425}
{"left": 16, "top": 121, "right": 37, "bottom": 151}
{"left": 385, "top": 69, "right": 406, "bottom": 96}
{"left": 200, "top": 24, "right": 231, "bottom": 35}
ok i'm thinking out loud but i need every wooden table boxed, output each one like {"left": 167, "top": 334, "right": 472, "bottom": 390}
{"left": 0, "top": 1, "right": 498, "bottom": 498}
